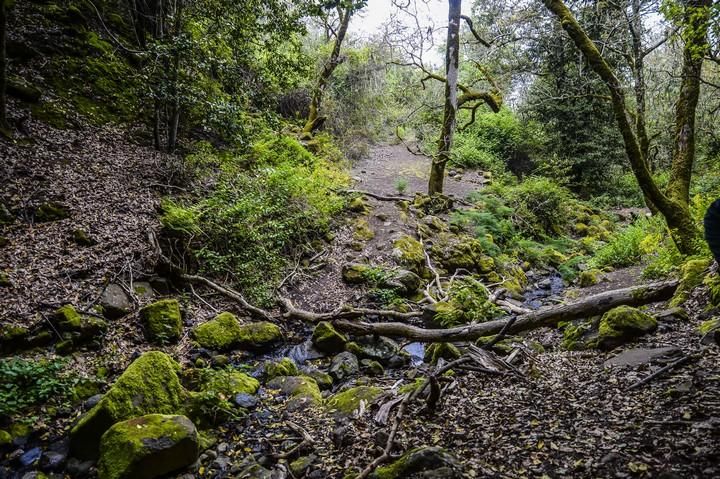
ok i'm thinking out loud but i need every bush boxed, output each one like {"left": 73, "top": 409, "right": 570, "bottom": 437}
{"left": 161, "top": 135, "right": 349, "bottom": 305}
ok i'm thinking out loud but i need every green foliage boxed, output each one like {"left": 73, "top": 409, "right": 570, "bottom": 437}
{"left": 588, "top": 220, "right": 650, "bottom": 269}
{"left": 0, "top": 358, "right": 72, "bottom": 418}
{"left": 162, "top": 135, "right": 348, "bottom": 305}
{"left": 394, "top": 178, "right": 409, "bottom": 194}
{"left": 434, "top": 277, "right": 503, "bottom": 328}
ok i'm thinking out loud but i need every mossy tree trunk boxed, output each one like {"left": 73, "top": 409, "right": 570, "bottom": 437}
{"left": 542, "top": 0, "right": 710, "bottom": 255}
{"left": 303, "top": 5, "right": 353, "bottom": 135}
{"left": 428, "top": 0, "right": 461, "bottom": 195}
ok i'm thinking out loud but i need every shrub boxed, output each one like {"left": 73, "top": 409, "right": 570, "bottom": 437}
{"left": 162, "top": 135, "right": 349, "bottom": 305}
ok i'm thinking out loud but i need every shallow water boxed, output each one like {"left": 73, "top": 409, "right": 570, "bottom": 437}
{"left": 523, "top": 274, "right": 565, "bottom": 309}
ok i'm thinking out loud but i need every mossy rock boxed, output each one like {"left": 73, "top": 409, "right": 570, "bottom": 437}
{"left": 703, "top": 273, "right": 720, "bottom": 306}
{"left": 341, "top": 263, "right": 371, "bottom": 284}
{"left": 72, "top": 228, "right": 97, "bottom": 246}
{"left": 192, "top": 312, "right": 244, "bottom": 350}
{"left": 0, "top": 325, "right": 32, "bottom": 353}
{"left": 0, "top": 272, "right": 11, "bottom": 288}
{"left": 670, "top": 258, "right": 711, "bottom": 307}
{"left": 34, "top": 202, "right": 69, "bottom": 222}
{"left": 327, "top": 386, "right": 382, "bottom": 415}
{"left": 7, "top": 77, "right": 42, "bottom": 103}
{"left": 193, "top": 313, "right": 281, "bottom": 351}
{"left": 597, "top": 306, "right": 657, "bottom": 350}
{"left": 140, "top": 299, "right": 182, "bottom": 343}
{"left": 579, "top": 269, "right": 602, "bottom": 288}
{"left": 412, "top": 193, "right": 454, "bottom": 215}
{"left": 0, "top": 203, "right": 13, "bottom": 225}
{"left": 266, "top": 376, "right": 322, "bottom": 409}
{"left": 193, "top": 368, "right": 259, "bottom": 397}
{"left": 184, "top": 368, "right": 259, "bottom": 425}
{"left": 348, "top": 197, "right": 370, "bottom": 213}
{"left": 311, "top": 321, "right": 347, "bottom": 353}
{"left": 70, "top": 351, "right": 187, "bottom": 459}
{"left": 360, "top": 359, "right": 384, "bottom": 376}
{"left": 97, "top": 414, "right": 199, "bottom": 479}
{"left": 353, "top": 218, "right": 375, "bottom": 242}
{"left": 392, "top": 235, "right": 425, "bottom": 272}
{"left": 561, "top": 319, "right": 597, "bottom": 351}
{"left": 264, "top": 357, "right": 299, "bottom": 380}
{"left": 430, "top": 233, "right": 491, "bottom": 273}
{"left": 345, "top": 336, "right": 401, "bottom": 364}
{"left": 329, "top": 351, "right": 359, "bottom": 381}
{"left": 53, "top": 304, "right": 107, "bottom": 339}
{"left": 0, "top": 430, "right": 11, "bottom": 446}
{"left": 424, "top": 343, "right": 461, "bottom": 364}
{"left": 303, "top": 370, "right": 333, "bottom": 390}
{"left": 370, "top": 446, "right": 463, "bottom": 479}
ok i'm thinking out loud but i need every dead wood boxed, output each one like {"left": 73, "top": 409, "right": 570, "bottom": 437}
{"left": 628, "top": 353, "right": 698, "bottom": 390}
{"left": 331, "top": 280, "right": 678, "bottom": 342}
{"left": 279, "top": 296, "right": 423, "bottom": 322}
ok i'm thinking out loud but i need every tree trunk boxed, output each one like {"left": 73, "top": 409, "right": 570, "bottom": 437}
{"left": 331, "top": 280, "right": 678, "bottom": 342}
{"left": 542, "top": 0, "right": 704, "bottom": 255}
{"left": 0, "top": 0, "right": 8, "bottom": 132}
{"left": 303, "top": 6, "right": 352, "bottom": 134}
{"left": 428, "top": 0, "right": 461, "bottom": 195}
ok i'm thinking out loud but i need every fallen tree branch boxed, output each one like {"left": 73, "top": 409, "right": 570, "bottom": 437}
{"left": 628, "top": 353, "right": 697, "bottom": 391}
{"left": 279, "top": 297, "right": 423, "bottom": 322}
{"left": 331, "top": 280, "right": 678, "bottom": 342}
{"left": 182, "top": 274, "right": 274, "bottom": 321}
{"left": 343, "top": 189, "right": 411, "bottom": 202}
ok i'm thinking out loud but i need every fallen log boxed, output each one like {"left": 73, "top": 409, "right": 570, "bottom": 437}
{"left": 279, "top": 297, "right": 423, "bottom": 322}
{"left": 331, "top": 280, "right": 679, "bottom": 342}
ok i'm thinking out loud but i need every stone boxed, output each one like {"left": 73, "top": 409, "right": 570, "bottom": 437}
{"left": 311, "top": 322, "right": 347, "bottom": 353}
{"left": 383, "top": 269, "right": 422, "bottom": 296}
{"left": 303, "top": 370, "right": 333, "bottom": 390}
{"left": 341, "top": 263, "right": 371, "bottom": 284}
{"left": 348, "top": 197, "right": 369, "bottom": 213}
{"left": 392, "top": 235, "right": 425, "bottom": 272}
{"left": 370, "top": 446, "right": 464, "bottom": 479}
{"left": 579, "top": 269, "right": 601, "bottom": 288}
{"left": 19, "top": 447, "right": 42, "bottom": 467}
{"left": 100, "top": 284, "right": 132, "bottom": 319}
{"left": 345, "top": 336, "right": 400, "bottom": 364}
{"left": 329, "top": 352, "right": 359, "bottom": 381}
{"left": 132, "top": 282, "right": 155, "bottom": 300}
{"left": 71, "top": 229, "right": 96, "bottom": 247}
{"left": 140, "top": 299, "right": 183, "bottom": 343}
{"left": 360, "top": 359, "right": 384, "bottom": 376}
{"left": 233, "top": 393, "right": 259, "bottom": 409}
{"left": 597, "top": 306, "right": 657, "bottom": 349}
{"left": 264, "top": 357, "right": 299, "bottom": 379}
{"left": 97, "top": 414, "right": 199, "bottom": 479}
{"left": 327, "top": 386, "right": 382, "bottom": 415}
{"left": 70, "top": 351, "right": 186, "bottom": 459}
{"left": 604, "top": 347, "right": 681, "bottom": 368}
{"left": 192, "top": 313, "right": 282, "bottom": 351}
{"left": 266, "top": 376, "right": 322, "bottom": 410}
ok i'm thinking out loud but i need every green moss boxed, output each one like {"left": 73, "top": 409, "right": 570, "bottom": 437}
{"left": 264, "top": 358, "right": 298, "bottom": 379}
{"left": 393, "top": 235, "right": 425, "bottom": 268}
{"left": 267, "top": 376, "right": 322, "bottom": 406}
{"left": 97, "top": 414, "right": 199, "bottom": 479}
{"left": 192, "top": 312, "right": 244, "bottom": 350}
{"left": 349, "top": 196, "right": 370, "bottom": 213}
{"left": 341, "top": 263, "right": 371, "bottom": 284}
{"left": 140, "top": 299, "right": 182, "bottom": 343}
{"left": 311, "top": 321, "right": 347, "bottom": 353}
{"left": 195, "top": 368, "right": 259, "bottom": 397}
{"left": 0, "top": 430, "right": 10, "bottom": 445}
{"left": 561, "top": 320, "right": 594, "bottom": 351}
{"left": 699, "top": 318, "right": 720, "bottom": 336}
{"left": 372, "top": 447, "right": 460, "bottom": 479}
{"left": 35, "top": 202, "right": 69, "bottom": 222}
{"left": 303, "top": 370, "right": 333, "bottom": 390}
{"left": 54, "top": 304, "right": 82, "bottom": 330}
{"left": 398, "top": 378, "right": 425, "bottom": 395}
{"left": 236, "top": 321, "right": 283, "bottom": 350}
{"left": 327, "top": 386, "right": 382, "bottom": 414}
{"left": 703, "top": 273, "right": 720, "bottom": 306}
{"left": 579, "top": 269, "right": 601, "bottom": 288}
{"left": 424, "top": 343, "right": 461, "bottom": 364}
{"left": 0, "top": 272, "right": 9, "bottom": 288}
{"left": 669, "top": 258, "right": 710, "bottom": 307}
{"left": 70, "top": 351, "right": 186, "bottom": 459}
{"left": 597, "top": 306, "right": 657, "bottom": 349}
{"left": 353, "top": 218, "right": 375, "bottom": 241}
{"left": 72, "top": 229, "right": 96, "bottom": 246}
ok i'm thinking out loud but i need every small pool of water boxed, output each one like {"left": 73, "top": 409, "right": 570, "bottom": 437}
{"left": 523, "top": 274, "right": 565, "bottom": 309}
{"left": 402, "top": 342, "right": 425, "bottom": 365}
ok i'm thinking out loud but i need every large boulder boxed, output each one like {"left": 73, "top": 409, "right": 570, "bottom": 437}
{"left": 70, "top": 351, "right": 186, "bottom": 459}
{"left": 97, "top": 414, "right": 199, "bottom": 479}
{"left": 192, "top": 312, "right": 282, "bottom": 351}
{"left": 311, "top": 321, "right": 347, "bottom": 354}
{"left": 264, "top": 357, "right": 299, "bottom": 380}
{"left": 371, "top": 446, "right": 464, "bottom": 478}
{"left": 597, "top": 306, "right": 657, "bottom": 350}
{"left": 140, "top": 299, "right": 182, "bottom": 343}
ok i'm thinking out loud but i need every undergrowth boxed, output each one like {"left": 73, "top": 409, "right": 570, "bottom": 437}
{"left": 0, "top": 358, "right": 73, "bottom": 418}
{"left": 161, "top": 134, "right": 349, "bottom": 306}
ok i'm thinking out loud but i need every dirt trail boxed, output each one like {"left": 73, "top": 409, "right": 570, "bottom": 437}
{"left": 351, "top": 144, "right": 486, "bottom": 199}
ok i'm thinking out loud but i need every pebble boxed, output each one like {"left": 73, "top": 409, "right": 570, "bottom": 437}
{"left": 217, "top": 442, "right": 230, "bottom": 453}
{"left": 212, "top": 455, "right": 231, "bottom": 470}
{"left": 40, "top": 450, "right": 66, "bottom": 470}
{"left": 234, "top": 393, "right": 258, "bottom": 409}
{"left": 19, "top": 447, "right": 42, "bottom": 467}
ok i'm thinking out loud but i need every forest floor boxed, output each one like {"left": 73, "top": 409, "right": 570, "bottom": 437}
{"left": 1, "top": 128, "right": 719, "bottom": 479}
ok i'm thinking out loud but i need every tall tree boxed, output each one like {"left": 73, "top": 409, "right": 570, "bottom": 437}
{"left": 428, "top": 0, "right": 462, "bottom": 194}
{"left": 543, "top": 0, "right": 712, "bottom": 254}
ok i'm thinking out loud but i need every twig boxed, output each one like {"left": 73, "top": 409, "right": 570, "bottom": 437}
{"left": 273, "top": 421, "right": 314, "bottom": 460}
{"left": 356, "top": 393, "right": 411, "bottom": 479}
{"left": 628, "top": 354, "right": 697, "bottom": 390}
{"left": 182, "top": 273, "right": 273, "bottom": 321}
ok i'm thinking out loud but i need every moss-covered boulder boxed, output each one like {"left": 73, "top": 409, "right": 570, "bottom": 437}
{"left": 264, "top": 357, "right": 299, "bottom": 380}
{"left": 97, "top": 414, "right": 199, "bottom": 479}
{"left": 699, "top": 318, "right": 720, "bottom": 345}
{"left": 0, "top": 272, "right": 10, "bottom": 287}
{"left": 424, "top": 343, "right": 461, "bottom": 364}
{"left": 392, "top": 235, "right": 425, "bottom": 273}
{"left": 192, "top": 313, "right": 282, "bottom": 351}
{"left": 53, "top": 304, "right": 108, "bottom": 340}
{"left": 670, "top": 259, "right": 711, "bottom": 307}
{"left": 327, "top": 386, "right": 382, "bottom": 415}
{"left": 70, "top": 351, "right": 186, "bottom": 459}
{"left": 303, "top": 370, "right": 333, "bottom": 390}
{"left": 329, "top": 351, "right": 359, "bottom": 381}
{"left": 341, "top": 263, "right": 372, "bottom": 284}
{"left": 140, "top": 299, "right": 182, "bottom": 343}
{"left": 184, "top": 368, "right": 259, "bottom": 425}
{"left": 0, "top": 325, "right": 31, "bottom": 353}
{"left": 353, "top": 218, "right": 375, "bottom": 242}
{"left": 192, "top": 312, "right": 244, "bottom": 350}
{"left": 579, "top": 269, "right": 602, "bottom": 288}
{"left": 348, "top": 196, "right": 370, "bottom": 213}
{"left": 704, "top": 273, "right": 720, "bottom": 306}
{"left": 266, "top": 376, "right": 322, "bottom": 410}
{"left": 311, "top": 321, "right": 347, "bottom": 353}
{"left": 370, "top": 446, "right": 463, "bottom": 479}
{"left": 597, "top": 306, "right": 657, "bottom": 350}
